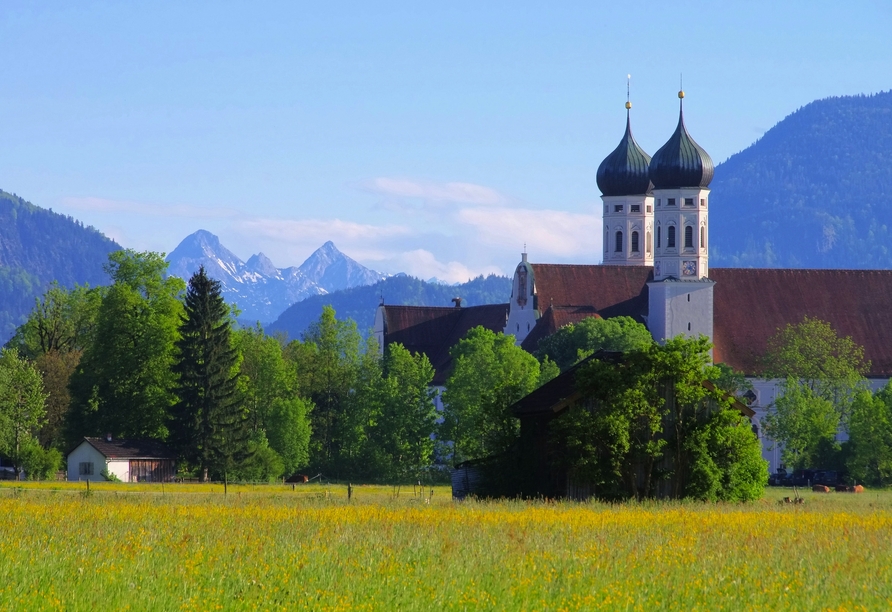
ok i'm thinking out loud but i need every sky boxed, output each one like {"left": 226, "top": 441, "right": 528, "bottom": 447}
{"left": 0, "top": 1, "right": 890, "bottom": 282}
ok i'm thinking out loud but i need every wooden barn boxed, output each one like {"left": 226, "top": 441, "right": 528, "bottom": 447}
{"left": 67, "top": 436, "right": 176, "bottom": 483}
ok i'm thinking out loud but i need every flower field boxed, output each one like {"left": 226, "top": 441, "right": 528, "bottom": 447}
{"left": 1, "top": 484, "right": 891, "bottom": 610}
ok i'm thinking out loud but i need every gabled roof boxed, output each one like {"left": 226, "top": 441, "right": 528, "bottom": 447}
{"left": 76, "top": 437, "right": 174, "bottom": 460}
{"left": 530, "top": 264, "right": 652, "bottom": 316}
{"left": 380, "top": 304, "right": 509, "bottom": 385}
{"left": 710, "top": 268, "right": 892, "bottom": 377}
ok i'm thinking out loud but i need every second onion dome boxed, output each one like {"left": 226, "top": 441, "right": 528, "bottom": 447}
{"left": 649, "top": 91, "right": 714, "bottom": 189}
{"left": 596, "top": 103, "right": 653, "bottom": 197}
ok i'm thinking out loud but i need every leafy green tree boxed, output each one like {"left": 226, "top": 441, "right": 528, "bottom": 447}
{"left": 535, "top": 316, "right": 653, "bottom": 371}
{"left": 762, "top": 317, "right": 869, "bottom": 469}
{"left": 68, "top": 251, "right": 184, "bottom": 443}
{"left": 170, "top": 267, "right": 248, "bottom": 482}
{"left": 287, "top": 306, "right": 362, "bottom": 475}
{"left": 368, "top": 343, "right": 438, "bottom": 481}
{"left": 441, "top": 326, "right": 545, "bottom": 463}
{"left": 847, "top": 384, "right": 892, "bottom": 486}
{"left": 234, "top": 325, "right": 311, "bottom": 478}
{"left": 0, "top": 348, "right": 48, "bottom": 477}
{"left": 551, "top": 336, "right": 764, "bottom": 500}
{"left": 710, "top": 363, "right": 754, "bottom": 398}
{"left": 685, "top": 409, "right": 768, "bottom": 502}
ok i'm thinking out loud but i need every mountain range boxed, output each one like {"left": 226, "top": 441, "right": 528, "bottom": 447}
{"left": 166, "top": 230, "right": 386, "bottom": 325}
{"left": 0, "top": 190, "right": 120, "bottom": 342}
{"left": 710, "top": 91, "right": 892, "bottom": 268}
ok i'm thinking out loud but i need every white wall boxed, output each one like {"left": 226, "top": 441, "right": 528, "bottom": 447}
{"left": 67, "top": 442, "right": 107, "bottom": 482}
{"left": 106, "top": 460, "right": 130, "bottom": 482}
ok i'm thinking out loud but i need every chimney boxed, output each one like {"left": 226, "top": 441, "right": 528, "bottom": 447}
{"left": 106, "top": 433, "right": 112, "bottom": 442}
{"left": 452, "top": 297, "right": 462, "bottom": 308}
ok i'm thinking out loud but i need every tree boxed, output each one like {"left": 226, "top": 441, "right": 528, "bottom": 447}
{"left": 762, "top": 317, "right": 869, "bottom": 469}
{"left": 0, "top": 349, "right": 48, "bottom": 477}
{"left": 535, "top": 316, "right": 653, "bottom": 371}
{"left": 286, "top": 306, "right": 363, "bottom": 475}
{"left": 847, "top": 384, "right": 892, "bottom": 486}
{"left": 234, "top": 325, "right": 311, "bottom": 478}
{"left": 170, "top": 267, "right": 248, "bottom": 482}
{"left": 369, "top": 343, "right": 438, "bottom": 482}
{"left": 6, "top": 283, "right": 103, "bottom": 450}
{"left": 441, "top": 326, "right": 547, "bottom": 463}
{"left": 67, "top": 251, "right": 184, "bottom": 443}
{"left": 551, "top": 336, "right": 765, "bottom": 500}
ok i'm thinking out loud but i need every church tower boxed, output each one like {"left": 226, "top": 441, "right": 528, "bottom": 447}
{"left": 597, "top": 95, "right": 654, "bottom": 266}
{"left": 647, "top": 90, "right": 716, "bottom": 346}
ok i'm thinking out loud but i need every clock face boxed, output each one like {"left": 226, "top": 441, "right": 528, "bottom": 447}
{"left": 683, "top": 260, "right": 697, "bottom": 276}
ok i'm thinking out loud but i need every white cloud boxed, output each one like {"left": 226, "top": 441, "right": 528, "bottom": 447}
{"left": 377, "top": 249, "right": 503, "bottom": 284}
{"left": 358, "top": 177, "right": 508, "bottom": 206}
{"left": 458, "top": 207, "right": 602, "bottom": 259}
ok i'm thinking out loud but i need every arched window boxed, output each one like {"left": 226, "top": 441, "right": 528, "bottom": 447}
{"left": 700, "top": 226, "right": 706, "bottom": 250}
{"left": 646, "top": 231, "right": 652, "bottom": 254}
{"left": 615, "top": 231, "right": 623, "bottom": 252}
{"left": 685, "top": 226, "right": 694, "bottom": 248}
{"left": 631, "top": 231, "right": 639, "bottom": 253}
{"left": 657, "top": 226, "right": 661, "bottom": 248}
{"left": 667, "top": 226, "right": 676, "bottom": 248}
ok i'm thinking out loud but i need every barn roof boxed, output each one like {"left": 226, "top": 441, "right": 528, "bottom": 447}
{"left": 380, "top": 303, "right": 509, "bottom": 385}
{"left": 77, "top": 437, "right": 174, "bottom": 460}
{"left": 710, "top": 268, "right": 892, "bottom": 378}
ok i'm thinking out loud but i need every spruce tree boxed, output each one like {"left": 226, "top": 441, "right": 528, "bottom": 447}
{"left": 171, "top": 267, "right": 249, "bottom": 482}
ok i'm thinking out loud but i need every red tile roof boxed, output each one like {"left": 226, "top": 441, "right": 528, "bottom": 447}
{"left": 530, "top": 264, "right": 652, "bottom": 317}
{"left": 710, "top": 268, "right": 892, "bottom": 377}
{"left": 381, "top": 304, "right": 509, "bottom": 385}
{"left": 81, "top": 437, "right": 174, "bottom": 460}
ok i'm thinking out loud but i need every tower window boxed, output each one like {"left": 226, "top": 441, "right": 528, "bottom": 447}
{"left": 685, "top": 226, "right": 694, "bottom": 248}
{"left": 631, "top": 231, "right": 639, "bottom": 253}
{"left": 688, "top": 322, "right": 691, "bottom": 331}
{"left": 657, "top": 198, "right": 661, "bottom": 207}
{"left": 684, "top": 198, "right": 694, "bottom": 207}
{"left": 604, "top": 231, "right": 608, "bottom": 252}
{"left": 657, "top": 226, "right": 661, "bottom": 248}
{"left": 615, "top": 231, "right": 623, "bottom": 252}
{"left": 667, "top": 226, "right": 676, "bottom": 248}
{"left": 700, "top": 226, "right": 706, "bottom": 250}
{"left": 646, "top": 205, "right": 652, "bottom": 213}
{"left": 646, "top": 231, "right": 652, "bottom": 254}
{"left": 630, "top": 204, "right": 640, "bottom": 213}
{"left": 614, "top": 205, "right": 623, "bottom": 213}
{"left": 700, "top": 198, "right": 706, "bottom": 207}
{"left": 667, "top": 198, "right": 676, "bottom": 207}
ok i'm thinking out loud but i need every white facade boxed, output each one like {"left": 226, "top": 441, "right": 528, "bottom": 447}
{"left": 602, "top": 195, "right": 655, "bottom": 266}
{"left": 66, "top": 441, "right": 130, "bottom": 482}
{"left": 652, "top": 188, "right": 709, "bottom": 281}
{"left": 646, "top": 278, "right": 715, "bottom": 349}
{"left": 504, "top": 253, "right": 538, "bottom": 345}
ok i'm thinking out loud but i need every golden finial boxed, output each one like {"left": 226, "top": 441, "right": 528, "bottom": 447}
{"left": 626, "top": 74, "right": 632, "bottom": 109}
{"left": 678, "top": 73, "right": 684, "bottom": 99}
{"left": 678, "top": 90, "right": 685, "bottom": 99}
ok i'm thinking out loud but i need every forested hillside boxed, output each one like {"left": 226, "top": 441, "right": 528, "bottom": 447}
{"left": 0, "top": 190, "right": 120, "bottom": 341}
{"left": 266, "top": 273, "right": 511, "bottom": 340}
{"left": 710, "top": 91, "right": 892, "bottom": 268}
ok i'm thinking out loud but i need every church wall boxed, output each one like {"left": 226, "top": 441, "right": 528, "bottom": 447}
{"left": 646, "top": 280, "right": 714, "bottom": 348}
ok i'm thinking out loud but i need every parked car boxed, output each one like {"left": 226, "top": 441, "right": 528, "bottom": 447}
{"left": 788, "top": 469, "right": 816, "bottom": 487}
{"left": 812, "top": 470, "right": 845, "bottom": 487}
{"left": 768, "top": 469, "right": 788, "bottom": 486}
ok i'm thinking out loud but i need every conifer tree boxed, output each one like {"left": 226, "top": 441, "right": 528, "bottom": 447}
{"left": 171, "top": 267, "right": 249, "bottom": 482}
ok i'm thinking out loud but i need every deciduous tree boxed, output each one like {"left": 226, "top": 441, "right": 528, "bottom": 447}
{"left": 535, "top": 316, "right": 653, "bottom": 371}
{"left": 0, "top": 348, "right": 48, "bottom": 477}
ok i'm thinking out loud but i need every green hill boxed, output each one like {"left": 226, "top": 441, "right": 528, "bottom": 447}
{"left": 0, "top": 190, "right": 121, "bottom": 341}
{"left": 710, "top": 91, "right": 892, "bottom": 268}
{"left": 265, "top": 274, "right": 511, "bottom": 341}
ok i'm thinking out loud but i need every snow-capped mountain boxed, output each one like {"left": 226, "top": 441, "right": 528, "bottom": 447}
{"left": 166, "top": 230, "right": 386, "bottom": 324}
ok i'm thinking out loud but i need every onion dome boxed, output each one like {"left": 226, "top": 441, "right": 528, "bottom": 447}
{"left": 596, "top": 105, "right": 653, "bottom": 196}
{"left": 649, "top": 91, "right": 714, "bottom": 189}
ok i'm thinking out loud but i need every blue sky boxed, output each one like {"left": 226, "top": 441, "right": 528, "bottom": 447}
{"left": 0, "top": 1, "right": 889, "bottom": 281}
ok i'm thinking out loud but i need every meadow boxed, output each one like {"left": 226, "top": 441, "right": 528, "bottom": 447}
{"left": 0, "top": 483, "right": 890, "bottom": 611}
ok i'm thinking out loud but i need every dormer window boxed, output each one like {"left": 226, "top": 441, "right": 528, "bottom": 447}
{"left": 630, "top": 204, "right": 640, "bottom": 213}
{"left": 667, "top": 198, "right": 676, "bottom": 207}
{"left": 684, "top": 198, "right": 694, "bottom": 207}
{"left": 614, "top": 205, "right": 623, "bottom": 213}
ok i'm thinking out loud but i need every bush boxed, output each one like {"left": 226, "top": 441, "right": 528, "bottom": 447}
{"left": 685, "top": 409, "right": 768, "bottom": 502}
{"left": 20, "top": 444, "right": 62, "bottom": 480}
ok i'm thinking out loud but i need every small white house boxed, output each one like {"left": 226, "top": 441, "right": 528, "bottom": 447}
{"left": 67, "top": 436, "right": 176, "bottom": 482}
